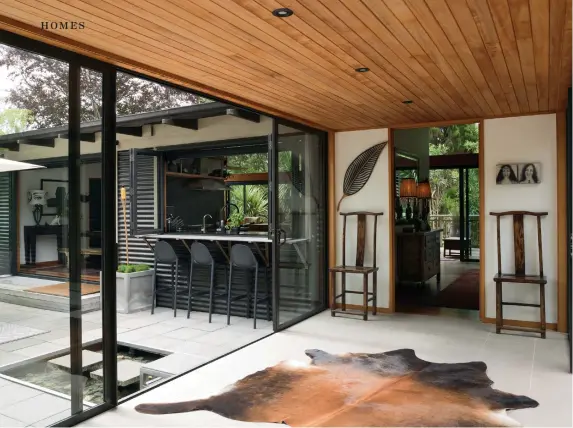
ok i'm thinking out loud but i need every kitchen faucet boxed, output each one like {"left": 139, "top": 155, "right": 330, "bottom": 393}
{"left": 202, "top": 214, "right": 212, "bottom": 233}
{"left": 220, "top": 203, "right": 239, "bottom": 222}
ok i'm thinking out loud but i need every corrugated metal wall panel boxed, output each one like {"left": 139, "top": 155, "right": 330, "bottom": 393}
{"left": 0, "top": 173, "right": 13, "bottom": 275}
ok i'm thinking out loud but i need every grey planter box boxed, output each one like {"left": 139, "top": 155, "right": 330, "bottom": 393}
{"left": 100, "top": 269, "right": 155, "bottom": 314}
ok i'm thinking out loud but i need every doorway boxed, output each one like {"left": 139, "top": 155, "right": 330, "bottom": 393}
{"left": 393, "top": 123, "right": 481, "bottom": 316}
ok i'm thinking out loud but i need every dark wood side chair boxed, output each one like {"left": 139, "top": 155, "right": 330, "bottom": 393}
{"left": 490, "top": 210, "right": 548, "bottom": 338}
{"left": 329, "top": 211, "right": 384, "bottom": 321}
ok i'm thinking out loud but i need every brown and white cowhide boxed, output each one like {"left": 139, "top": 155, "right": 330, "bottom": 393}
{"left": 135, "top": 348, "right": 538, "bottom": 427}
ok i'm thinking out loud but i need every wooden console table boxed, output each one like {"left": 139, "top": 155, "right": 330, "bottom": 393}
{"left": 396, "top": 229, "right": 442, "bottom": 285}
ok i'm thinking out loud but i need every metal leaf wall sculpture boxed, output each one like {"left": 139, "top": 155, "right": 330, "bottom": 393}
{"left": 338, "top": 141, "right": 387, "bottom": 211}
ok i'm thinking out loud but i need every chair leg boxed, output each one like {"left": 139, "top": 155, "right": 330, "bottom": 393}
{"left": 265, "top": 267, "right": 271, "bottom": 322}
{"left": 246, "top": 271, "right": 252, "bottom": 319}
{"left": 495, "top": 282, "right": 502, "bottom": 334}
{"left": 362, "top": 274, "right": 368, "bottom": 321}
{"left": 253, "top": 266, "right": 259, "bottom": 329}
{"left": 186, "top": 263, "right": 193, "bottom": 319}
{"left": 173, "top": 260, "right": 179, "bottom": 318}
{"left": 227, "top": 265, "right": 233, "bottom": 326}
{"left": 341, "top": 272, "right": 347, "bottom": 311}
{"left": 151, "top": 259, "right": 157, "bottom": 315}
{"left": 372, "top": 271, "right": 377, "bottom": 315}
{"left": 208, "top": 263, "right": 215, "bottom": 324}
{"left": 540, "top": 283, "right": 546, "bottom": 339}
{"left": 330, "top": 270, "right": 336, "bottom": 317}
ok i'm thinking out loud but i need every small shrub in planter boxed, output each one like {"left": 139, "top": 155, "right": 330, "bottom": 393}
{"left": 101, "top": 264, "right": 154, "bottom": 314}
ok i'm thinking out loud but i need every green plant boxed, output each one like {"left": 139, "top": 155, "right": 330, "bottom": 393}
{"left": 226, "top": 212, "right": 245, "bottom": 229}
{"left": 117, "top": 264, "right": 150, "bottom": 273}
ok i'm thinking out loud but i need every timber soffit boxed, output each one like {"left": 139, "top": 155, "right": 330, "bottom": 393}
{"left": 0, "top": 0, "right": 571, "bottom": 131}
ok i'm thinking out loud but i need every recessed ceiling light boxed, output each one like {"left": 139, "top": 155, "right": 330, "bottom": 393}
{"left": 272, "top": 8, "right": 294, "bottom": 17}
{"left": 355, "top": 67, "right": 369, "bottom": 72}
{"left": 402, "top": 100, "right": 413, "bottom": 104}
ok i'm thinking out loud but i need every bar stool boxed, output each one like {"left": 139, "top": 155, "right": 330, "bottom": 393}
{"left": 187, "top": 242, "right": 222, "bottom": 323}
{"left": 227, "top": 244, "right": 270, "bottom": 329}
{"left": 152, "top": 240, "right": 188, "bottom": 317}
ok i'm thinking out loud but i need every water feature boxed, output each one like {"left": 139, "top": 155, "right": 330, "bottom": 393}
{"left": 2, "top": 343, "right": 163, "bottom": 404}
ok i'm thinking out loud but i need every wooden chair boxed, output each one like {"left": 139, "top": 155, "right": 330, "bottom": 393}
{"left": 490, "top": 211, "right": 548, "bottom": 338}
{"left": 329, "top": 211, "right": 383, "bottom": 320}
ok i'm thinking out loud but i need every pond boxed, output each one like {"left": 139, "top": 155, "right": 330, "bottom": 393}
{"left": 2, "top": 343, "right": 163, "bottom": 404}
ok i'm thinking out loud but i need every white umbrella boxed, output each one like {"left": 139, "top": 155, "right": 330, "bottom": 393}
{"left": 0, "top": 157, "right": 45, "bottom": 173}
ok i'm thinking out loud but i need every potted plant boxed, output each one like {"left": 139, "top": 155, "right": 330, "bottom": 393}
{"left": 226, "top": 212, "right": 245, "bottom": 234}
{"left": 101, "top": 264, "right": 155, "bottom": 314}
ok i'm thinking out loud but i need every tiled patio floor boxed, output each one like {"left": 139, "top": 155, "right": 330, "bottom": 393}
{"left": 0, "top": 301, "right": 271, "bottom": 426}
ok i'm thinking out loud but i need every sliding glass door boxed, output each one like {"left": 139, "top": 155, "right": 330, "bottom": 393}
{"left": 270, "top": 121, "right": 327, "bottom": 331}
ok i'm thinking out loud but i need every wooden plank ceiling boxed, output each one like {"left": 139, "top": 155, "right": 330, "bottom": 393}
{"left": 0, "top": 0, "right": 571, "bottom": 131}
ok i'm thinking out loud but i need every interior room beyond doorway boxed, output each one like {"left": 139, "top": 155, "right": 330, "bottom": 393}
{"left": 394, "top": 124, "right": 481, "bottom": 315}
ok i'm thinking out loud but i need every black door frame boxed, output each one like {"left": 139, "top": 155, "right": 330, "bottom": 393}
{"left": 271, "top": 119, "right": 329, "bottom": 332}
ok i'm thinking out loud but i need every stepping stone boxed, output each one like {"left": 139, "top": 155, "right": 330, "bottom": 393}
{"left": 48, "top": 350, "right": 103, "bottom": 372}
{"left": 140, "top": 353, "right": 206, "bottom": 388}
{"left": 91, "top": 360, "right": 142, "bottom": 387}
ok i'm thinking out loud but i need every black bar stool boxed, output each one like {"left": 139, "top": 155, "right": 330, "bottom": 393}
{"left": 152, "top": 240, "right": 188, "bottom": 317}
{"left": 187, "top": 242, "right": 222, "bottom": 322}
{"left": 227, "top": 244, "right": 270, "bottom": 329}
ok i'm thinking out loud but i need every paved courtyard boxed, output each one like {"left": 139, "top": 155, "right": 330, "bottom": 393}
{"left": 0, "top": 301, "right": 271, "bottom": 426}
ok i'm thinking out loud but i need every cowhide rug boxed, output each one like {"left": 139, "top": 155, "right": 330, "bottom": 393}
{"left": 135, "top": 348, "right": 538, "bottom": 427}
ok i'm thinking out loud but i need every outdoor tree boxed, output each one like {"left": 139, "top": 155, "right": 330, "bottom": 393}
{"left": 0, "top": 45, "right": 210, "bottom": 129}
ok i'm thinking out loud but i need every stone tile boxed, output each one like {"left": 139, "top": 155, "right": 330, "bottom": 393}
{"left": 0, "top": 414, "right": 26, "bottom": 427}
{"left": 0, "top": 338, "right": 45, "bottom": 352}
{"left": 34, "top": 329, "right": 70, "bottom": 343}
{"left": 141, "top": 353, "right": 208, "bottom": 377}
{"left": 0, "top": 350, "right": 28, "bottom": 369}
{"left": 162, "top": 327, "right": 209, "bottom": 341}
{"left": 14, "top": 342, "right": 66, "bottom": 359}
{"left": 0, "top": 377, "right": 11, "bottom": 388}
{"left": 91, "top": 360, "right": 142, "bottom": 387}
{"left": 28, "top": 409, "right": 70, "bottom": 427}
{"left": 0, "top": 383, "right": 42, "bottom": 408}
{"left": 116, "top": 317, "right": 161, "bottom": 330}
{"left": 132, "top": 336, "right": 182, "bottom": 354}
{"left": 1, "top": 393, "right": 70, "bottom": 424}
{"left": 48, "top": 350, "right": 102, "bottom": 372}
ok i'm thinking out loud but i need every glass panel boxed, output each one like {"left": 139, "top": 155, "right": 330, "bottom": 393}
{"left": 0, "top": 43, "right": 74, "bottom": 425}
{"left": 274, "top": 124, "right": 326, "bottom": 328}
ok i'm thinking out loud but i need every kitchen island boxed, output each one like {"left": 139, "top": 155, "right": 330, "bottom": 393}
{"left": 138, "top": 232, "right": 310, "bottom": 320}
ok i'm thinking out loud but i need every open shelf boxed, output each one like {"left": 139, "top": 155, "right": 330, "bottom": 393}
{"left": 165, "top": 171, "right": 225, "bottom": 181}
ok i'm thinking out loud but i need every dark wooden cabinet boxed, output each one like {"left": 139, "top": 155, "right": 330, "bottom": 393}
{"left": 396, "top": 229, "right": 442, "bottom": 284}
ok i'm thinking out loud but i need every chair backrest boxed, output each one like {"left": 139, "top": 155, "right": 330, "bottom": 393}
{"left": 230, "top": 244, "right": 257, "bottom": 269}
{"left": 340, "top": 211, "right": 384, "bottom": 268}
{"left": 190, "top": 242, "right": 213, "bottom": 265}
{"left": 154, "top": 240, "right": 178, "bottom": 264}
{"left": 489, "top": 211, "right": 548, "bottom": 276}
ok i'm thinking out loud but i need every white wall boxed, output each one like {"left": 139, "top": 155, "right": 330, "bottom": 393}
{"left": 484, "top": 114, "right": 558, "bottom": 323}
{"left": 394, "top": 128, "right": 430, "bottom": 180}
{"left": 335, "top": 129, "right": 390, "bottom": 308}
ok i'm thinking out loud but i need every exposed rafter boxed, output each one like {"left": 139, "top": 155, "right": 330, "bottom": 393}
{"left": 0, "top": 142, "right": 19, "bottom": 152}
{"left": 116, "top": 126, "right": 143, "bottom": 137}
{"left": 161, "top": 118, "right": 198, "bottom": 130}
{"left": 226, "top": 108, "right": 260, "bottom": 123}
